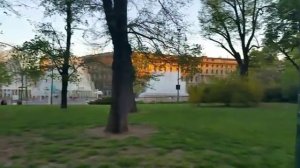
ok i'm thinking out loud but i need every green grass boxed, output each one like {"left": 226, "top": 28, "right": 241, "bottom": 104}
{"left": 0, "top": 103, "right": 297, "bottom": 168}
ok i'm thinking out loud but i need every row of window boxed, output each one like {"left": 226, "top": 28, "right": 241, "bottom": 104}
{"left": 201, "top": 64, "right": 235, "bottom": 68}
{"left": 201, "top": 69, "right": 234, "bottom": 74}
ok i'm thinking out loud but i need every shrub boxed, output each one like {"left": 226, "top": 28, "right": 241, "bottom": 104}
{"left": 188, "top": 85, "right": 203, "bottom": 103}
{"left": 88, "top": 97, "right": 112, "bottom": 105}
{"left": 281, "top": 84, "right": 298, "bottom": 103}
{"left": 262, "top": 86, "right": 283, "bottom": 102}
{"left": 17, "top": 100, "right": 22, "bottom": 105}
{"left": 0, "top": 100, "right": 7, "bottom": 105}
{"left": 188, "top": 76, "right": 263, "bottom": 107}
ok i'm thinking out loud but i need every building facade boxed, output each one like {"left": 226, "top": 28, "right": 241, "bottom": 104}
{"left": 191, "top": 56, "right": 237, "bottom": 84}
{"left": 0, "top": 51, "right": 238, "bottom": 102}
{"left": 82, "top": 52, "right": 238, "bottom": 99}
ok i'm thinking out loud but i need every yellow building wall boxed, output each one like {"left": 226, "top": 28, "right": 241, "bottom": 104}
{"left": 132, "top": 53, "right": 238, "bottom": 77}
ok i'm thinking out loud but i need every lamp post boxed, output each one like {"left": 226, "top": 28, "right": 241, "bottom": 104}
{"left": 50, "top": 38, "right": 54, "bottom": 105}
{"left": 176, "top": 28, "right": 181, "bottom": 102}
{"left": 49, "top": 65, "right": 54, "bottom": 105}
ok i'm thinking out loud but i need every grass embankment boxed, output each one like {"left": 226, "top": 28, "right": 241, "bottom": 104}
{"left": 0, "top": 103, "right": 297, "bottom": 168}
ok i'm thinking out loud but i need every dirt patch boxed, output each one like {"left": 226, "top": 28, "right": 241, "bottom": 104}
{"left": 0, "top": 137, "right": 25, "bottom": 166}
{"left": 85, "top": 125, "right": 157, "bottom": 140}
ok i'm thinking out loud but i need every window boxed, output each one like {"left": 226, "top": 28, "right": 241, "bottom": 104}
{"left": 206, "top": 69, "right": 208, "bottom": 74}
{"left": 216, "top": 70, "right": 218, "bottom": 74}
{"left": 211, "top": 70, "right": 214, "bottom": 74}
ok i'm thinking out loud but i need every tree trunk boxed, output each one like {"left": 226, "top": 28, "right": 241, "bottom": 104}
{"left": 239, "top": 63, "right": 248, "bottom": 76}
{"left": 105, "top": 45, "right": 134, "bottom": 133}
{"left": 130, "top": 97, "right": 138, "bottom": 113}
{"left": 103, "top": 0, "right": 134, "bottom": 134}
{"left": 60, "top": 73, "right": 68, "bottom": 109}
{"left": 59, "top": 1, "right": 72, "bottom": 109}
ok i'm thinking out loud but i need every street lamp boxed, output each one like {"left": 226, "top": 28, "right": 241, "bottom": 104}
{"left": 176, "top": 28, "right": 182, "bottom": 102}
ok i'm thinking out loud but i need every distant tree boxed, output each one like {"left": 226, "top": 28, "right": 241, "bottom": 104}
{"left": 10, "top": 48, "right": 44, "bottom": 101}
{"left": 20, "top": 36, "right": 84, "bottom": 94}
{"left": 30, "top": 0, "right": 94, "bottom": 108}
{"left": 199, "top": 0, "right": 271, "bottom": 76}
{"left": 249, "top": 47, "right": 279, "bottom": 68}
{"left": 0, "top": 62, "right": 10, "bottom": 88}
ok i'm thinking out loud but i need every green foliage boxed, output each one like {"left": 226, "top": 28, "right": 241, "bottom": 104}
{"left": 0, "top": 62, "right": 10, "bottom": 85}
{"left": 10, "top": 48, "right": 44, "bottom": 85}
{"left": 280, "top": 67, "right": 299, "bottom": 102}
{"left": 262, "top": 86, "right": 284, "bottom": 102}
{"left": 264, "top": 0, "right": 300, "bottom": 70}
{"left": 188, "top": 76, "right": 263, "bottom": 106}
{"left": 87, "top": 97, "right": 112, "bottom": 105}
{"left": 249, "top": 47, "right": 279, "bottom": 68}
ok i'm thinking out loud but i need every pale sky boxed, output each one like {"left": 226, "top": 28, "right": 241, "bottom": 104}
{"left": 0, "top": 0, "right": 230, "bottom": 58}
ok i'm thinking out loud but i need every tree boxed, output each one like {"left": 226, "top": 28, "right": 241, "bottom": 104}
{"left": 20, "top": 35, "right": 84, "bottom": 104}
{"left": 99, "top": 0, "right": 191, "bottom": 133}
{"left": 10, "top": 48, "right": 44, "bottom": 101}
{"left": 264, "top": 0, "right": 300, "bottom": 166}
{"left": 199, "top": 0, "right": 271, "bottom": 76}
{"left": 0, "top": 62, "right": 10, "bottom": 87}
{"left": 264, "top": 0, "right": 300, "bottom": 71}
{"left": 0, "top": 56, "right": 10, "bottom": 103}
{"left": 102, "top": 0, "right": 134, "bottom": 133}
{"left": 32, "top": 0, "right": 94, "bottom": 108}
{"left": 249, "top": 47, "right": 279, "bottom": 68}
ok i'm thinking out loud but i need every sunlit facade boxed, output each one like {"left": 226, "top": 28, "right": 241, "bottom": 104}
{"left": 0, "top": 52, "right": 238, "bottom": 101}
{"left": 83, "top": 52, "right": 238, "bottom": 99}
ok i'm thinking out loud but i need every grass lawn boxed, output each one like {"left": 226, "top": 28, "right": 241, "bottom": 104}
{"left": 0, "top": 103, "right": 297, "bottom": 168}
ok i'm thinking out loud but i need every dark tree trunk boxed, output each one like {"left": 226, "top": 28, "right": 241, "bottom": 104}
{"left": 235, "top": 53, "right": 248, "bottom": 76}
{"left": 60, "top": 73, "right": 68, "bottom": 109}
{"left": 105, "top": 44, "right": 134, "bottom": 133}
{"left": 239, "top": 63, "right": 248, "bottom": 76}
{"left": 130, "top": 97, "right": 138, "bottom": 113}
{"left": 103, "top": 0, "right": 134, "bottom": 133}
{"left": 60, "top": 1, "right": 72, "bottom": 109}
